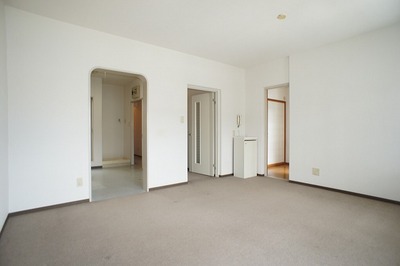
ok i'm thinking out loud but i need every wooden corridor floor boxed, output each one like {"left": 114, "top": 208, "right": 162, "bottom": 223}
{"left": 268, "top": 163, "right": 289, "bottom": 180}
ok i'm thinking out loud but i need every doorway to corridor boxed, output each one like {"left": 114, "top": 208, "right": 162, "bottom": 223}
{"left": 90, "top": 69, "right": 147, "bottom": 201}
{"left": 266, "top": 86, "right": 290, "bottom": 180}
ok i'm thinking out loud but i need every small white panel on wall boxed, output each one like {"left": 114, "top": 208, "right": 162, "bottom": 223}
{"left": 131, "top": 85, "right": 142, "bottom": 101}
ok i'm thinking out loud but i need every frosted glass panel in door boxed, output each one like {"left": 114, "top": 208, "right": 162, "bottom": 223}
{"left": 191, "top": 93, "right": 214, "bottom": 176}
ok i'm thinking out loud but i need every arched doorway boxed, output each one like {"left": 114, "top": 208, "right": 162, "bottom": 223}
{"left": 89, "top": 68, "right": 147, "bottom": 201}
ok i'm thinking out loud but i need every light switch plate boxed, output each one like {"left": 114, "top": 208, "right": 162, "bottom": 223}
{"left": 312, "top": 168, "right": 320, "bottom": 176}
{"left": 77, "top": 177, "right": 83, "bottom": 187}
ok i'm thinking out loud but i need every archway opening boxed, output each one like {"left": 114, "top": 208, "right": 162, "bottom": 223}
{"left": 90, "top": 68, "right": 148, "bottom": 201}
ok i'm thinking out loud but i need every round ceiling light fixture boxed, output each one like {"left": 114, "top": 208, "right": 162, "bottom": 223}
{"left": 277, "top": 14, "right": 287, "bottom": 20}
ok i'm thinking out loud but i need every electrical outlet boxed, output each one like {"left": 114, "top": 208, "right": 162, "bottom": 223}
{"left": 312, "top": 168, "right": 320, "bottom": 176}
{"left": 77, "top": 177, "right": 83, "bottom": 187}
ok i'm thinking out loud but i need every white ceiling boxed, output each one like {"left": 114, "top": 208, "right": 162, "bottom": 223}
{"left": 4, "top": 0, "right": 400, "bottom": 68}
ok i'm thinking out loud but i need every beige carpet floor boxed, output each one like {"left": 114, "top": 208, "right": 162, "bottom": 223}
{"left": 1, "top": 173, "right": 400, "bottom": 265}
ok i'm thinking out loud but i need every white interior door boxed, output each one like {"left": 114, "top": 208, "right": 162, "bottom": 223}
{"left": 268, "top": 100, "right": 285, "bottom": 164}
{"left": 191, "top": 92, "right": 214, "bottom": 176}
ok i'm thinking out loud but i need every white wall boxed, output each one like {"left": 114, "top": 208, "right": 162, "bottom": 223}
{"left": 91, "top": 78, "right": 137, "bottom": 165}
{"left": 102, "top": 84, "right": 126, "bottom": 160}
{"left": 0, "top": 0, "right": 8, "bottom": 231}
{"left": 267, "top": 87, "right": 288, "bottom": 100}
{"left": 6, "top": 7, "right": 245, "bottom": 212}
{"left": 90, "top": 76, "right": 102, "bottom": 167}
{"left": 125, "top": 78, "right": 143, "bottom": 159}
{"left": 245, "top": 58, "right": 289, "bottom": 174}
{"left": 290, "top": 23, "right": 400, "bottom": 201}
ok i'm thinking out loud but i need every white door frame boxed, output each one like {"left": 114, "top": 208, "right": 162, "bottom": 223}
{"left": 264, "top": 83, "right": 289, "bottom": 176}
{"left": 188, "top": 85, "right": 221, "bottom": 177}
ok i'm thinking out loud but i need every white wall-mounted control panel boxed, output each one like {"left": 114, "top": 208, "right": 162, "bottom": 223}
{"left": 131, "top": 85, "right": 142, "bottom": 101}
